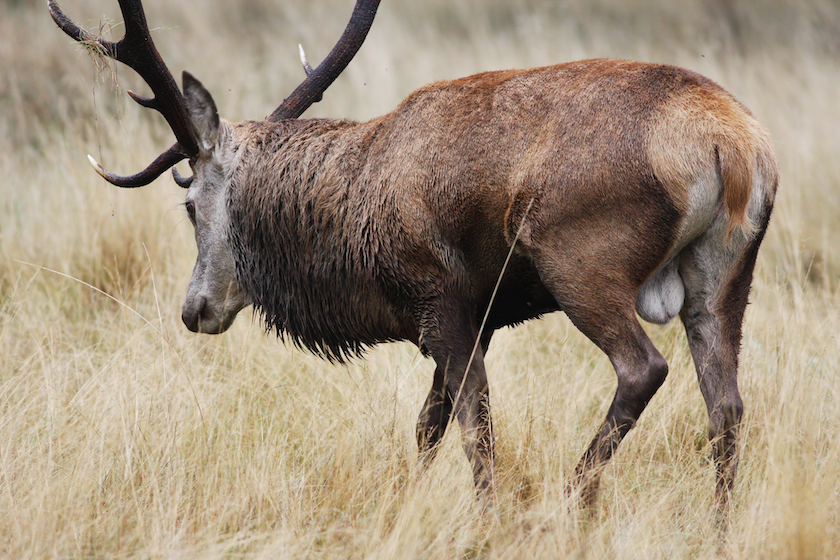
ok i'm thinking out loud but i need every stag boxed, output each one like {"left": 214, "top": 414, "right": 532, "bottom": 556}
{"left": 50, "top": 0, "right": 778, "bottom": 521}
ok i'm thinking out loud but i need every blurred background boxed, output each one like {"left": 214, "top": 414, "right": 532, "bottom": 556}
{"left": 1, "top": 1, "right": 838, "bottom": 558}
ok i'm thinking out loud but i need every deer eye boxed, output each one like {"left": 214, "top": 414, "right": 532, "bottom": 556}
{"left": 185, "top": 200, "right": 196, "bottom": 223}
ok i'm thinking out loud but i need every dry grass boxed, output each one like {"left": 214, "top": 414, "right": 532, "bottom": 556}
{"left": 2, "top": 0, "right": 839, "bottom": 558}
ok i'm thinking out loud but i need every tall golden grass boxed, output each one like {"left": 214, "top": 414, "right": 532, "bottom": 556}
{"left": 1, "top": 0, "right": 838, "bottom": 557}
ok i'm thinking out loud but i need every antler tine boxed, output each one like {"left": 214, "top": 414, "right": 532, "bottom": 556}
{"left": 48, "top": 0, "right": 119, "bottom": 56}
{"left": 269, "top": 0, "right": 381, "bottom": 121}
{"left": 299, "top": 44, "right": 314, "bottom": 76}
{"left": 48, "top": 0, "right": 197, "bottom": 186}
{"left": 87, "top": 143, "right": 187, "bottom": 188}
{"left": 298, "top": 45, "right": 323, "bottom": 102}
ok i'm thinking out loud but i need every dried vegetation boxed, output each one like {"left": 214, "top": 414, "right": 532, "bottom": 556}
{"left": 1, "top": 0, "right": 838, "bottom": 557}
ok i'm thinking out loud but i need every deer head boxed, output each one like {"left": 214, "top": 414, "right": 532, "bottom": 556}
{"left": 48, "top": 0, "right": 380, "bottom": 333}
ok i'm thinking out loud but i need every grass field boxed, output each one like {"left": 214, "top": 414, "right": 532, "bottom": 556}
{"left": 1, "top": 0, "right": 839, "bottom": 558}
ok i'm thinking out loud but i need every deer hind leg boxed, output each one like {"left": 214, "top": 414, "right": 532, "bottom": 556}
{"left": 529, "top": 241, "right": 671, "bottom": 508}
{"left": 679, "top": 220, "right": 768, "bottom": 525}
{"left": 568, "top": 308, "right": 669, "bottom": 509}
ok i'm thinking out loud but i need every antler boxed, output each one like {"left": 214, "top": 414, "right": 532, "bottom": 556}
{"left": 48, "top": 0, "right": 197, "bottom": 187}
{"left": 50, "top": 0, "right": 381, "bottom": 184}
{"left": 269, "top": 0, "right": 381, "bottom": 121}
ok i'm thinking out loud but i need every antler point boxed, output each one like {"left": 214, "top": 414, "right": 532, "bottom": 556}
{"left": 87, "top": 154, "right": 108, "bottom": 177}
{"left": 299, "top": 44, "right": 314, "bottom": 76}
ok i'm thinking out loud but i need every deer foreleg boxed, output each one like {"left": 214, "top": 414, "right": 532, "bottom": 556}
{"left": 418, "top": 298, "right": 497, "bottom": 502}
{"left": 416, "top": 365, "right": 454, "bottom": 463}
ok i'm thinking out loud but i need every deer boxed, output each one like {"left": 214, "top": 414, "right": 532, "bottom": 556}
{"left": 49, "top": 0, "right": 778, "bottom": 523}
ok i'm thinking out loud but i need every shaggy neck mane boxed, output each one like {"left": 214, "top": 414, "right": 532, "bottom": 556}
{"left": 226, "top": 119, "right": 400, "bottom": 362}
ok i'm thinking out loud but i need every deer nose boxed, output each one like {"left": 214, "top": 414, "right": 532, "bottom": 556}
{"left": 182, "top": 296, "right": 208, "bottom": 332}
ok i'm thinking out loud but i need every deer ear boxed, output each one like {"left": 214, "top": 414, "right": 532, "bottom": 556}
{"left": 182, "top": 71, "right": 220, "bottom": 153}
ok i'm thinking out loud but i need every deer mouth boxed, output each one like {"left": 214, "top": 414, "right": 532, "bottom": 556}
{"left": 182, "top": 294, "right": 247, "bottom": 334}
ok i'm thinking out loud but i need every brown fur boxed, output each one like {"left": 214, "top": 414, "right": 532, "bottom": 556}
{"left": 53, "top": 0, "right": 779, "bottom": 522}
{"left": 208, "top": 59, "right": 778, "bottom": 517}
{"left": 225, "top": 60, "right": 772, "bottom": 352}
